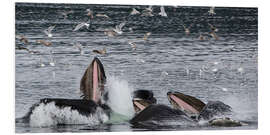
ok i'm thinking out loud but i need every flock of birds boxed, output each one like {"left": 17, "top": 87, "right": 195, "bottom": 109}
{"left": 15, "top": 5, "right": 250, "bottom": 87}
{"left": 16, "top": 5, "right": 219, "bottom": 54}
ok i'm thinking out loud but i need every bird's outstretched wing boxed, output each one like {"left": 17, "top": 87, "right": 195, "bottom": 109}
{"left": 117, "top": 21, "right": 126, "bottom": 30}
{"left": 73, "top": 23, "right": 85, "bottom": 31}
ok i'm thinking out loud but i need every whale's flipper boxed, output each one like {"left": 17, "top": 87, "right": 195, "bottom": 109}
{"left": 132, "top": 90, "right": 157, "bottom": 113}
{"left": 167, "top": 92, "right": 205, "bottom": 116}
{"left": 80, "top": 57, "right": 106, "bottom": 103}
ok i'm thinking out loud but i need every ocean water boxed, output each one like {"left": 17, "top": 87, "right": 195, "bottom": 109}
{"left": 15, "top": 3, "right": 258, "bottom": 133}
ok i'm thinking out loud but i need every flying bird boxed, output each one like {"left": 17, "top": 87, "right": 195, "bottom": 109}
{"left": 143, "top": 32, "right": 151, "bottom": 41}
{"left": 60, "top": 10, "right": 74, "bottom": 19}
{"left": 208, "top": 23, "right": 218, "bottom": 32}
{"left": 104, "top": 29, "right": 117, "bottom": 37}
{"left": 208, "top": 7, "right": 216, "bottom": 15}
{"left": 145, "top": 5, "right": 153, "bottom": 12}
{"left": 128, "top": 42, "right": 136, "bottom": 50}
{"left": 141, "top": 5, "right": 154, "bottom": 17}
{"left": 73, "top": 42, "right": 84, "bottom": 55}
{"left": 158, "top": 6, "right": 167, "bottom": 17}
{"left": 36, "top": 40, "right": 52, "bottom": 46}
{"left": 16, "top": 35, "right": 28, "bottom": 45}
{"left": 113, "top": 21, "right": 126, "bottom": 35}
{"left": 130, "top": 8, "right": 140, "bottom": 15}
{"left": 182, "top": 24, "right": 191, "bottom": 35}
{"left": 95, "top": 13, "right": 110, "bottom": 19}
{"left": 73, "top": 20, "right": 90, "bottom": 31}
{"left": 198, "top": 33, "right": 205, "bottom": 40}
{"left": 86, "top": 9, "right": 94, "bottom": 19}
{"left": 93, "top": 48, "right": 106, "bottom": 54}
{"left": 210, "top": 31, "right": 219, "bottom": 40}
{"left": 44, "top": 25, "right": 55, "bottom": 37}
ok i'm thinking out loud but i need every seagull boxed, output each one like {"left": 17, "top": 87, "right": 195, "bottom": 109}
{"left": 49, "top": 51, "right": 55, "bottom": 66}
{"left": 145, "top": 5, "right": 153, "bottom": 12}
{"left": 237, "top": 67, "right": 245, "bottom": 75}
{"left": 39, "top": 57, "right": 45, "bottom": 67}
{"left": 15, "top": 45, "right": 40, "bottom": 54}
{"left": 158, "top": 6, "right": 167, "bottom": 17}
{"left": 104, "top": 29, "right": 117, "bottom": 37}
{"left": 208, "top": 7, "right": 216, "bottom": 15}
{"left": 129, "top": 27, "right": 133, "bottom": 33}
{"left": 95, "top": 13, "right": 110, "bottom": 19}
{"left": 36, "top": 40, "right": 52, "bottom": 46}
{"left": 86, "top": 9, "right": 94, "bottom": 19}
{"left": 130, "top": 8, "right": 140, "bottom": 15}
{"left": 208, "top": 23, "right": 218, "bottom": 32}
{"left": 185, "top": 66, "right": 190, "bottom": 75}
{"left": 143, "top": 32, "right": 151, "bottom": 41}
{"left": 210, "top": 31, "right": 219, "bottom": 40}
{"left": 161, "top": 71, "right": 169, "bottom": 76}
{"left": 199, "top": 69, "right": 203, "bottom": 78}
{"left": 44, "top": 25, "right": 55, "bottom": 37}
{"left": 198, "top": 33, "right": 205, "bottom": 40}
{"left": 73, "top": 42, "right": 84, "bottom": 55}
{"left": 182, "top": 24, "right": 191, "bottom": 35}
{"left": 141, "top": 6, "right": 154, "bottom": 17}
{"left": 113, "top": 21, "right": 126, "bottom": 35}
{"left": 136, "top": 58, "right": 145, "bottom": 63}
{"left": 15, "top": 45, "right": 29, "bottom": 51}
{"left": 93, "top": 48, "right": 106, "bottom": 55}
{"left": 60, "top": 10, "right": 74, "bottom": 19}
{"left": 128, "top": 42, "right": 136, "bottom": 50}
{"left": 27, "top": 49, "right": 40, "bottom": 54}
{"left": 16, "top": 35, "right": 28, "bottom": 45}
{"left": 73, "top": 20, "right": 90, "bottom": 31}
{"left": 49, "top": 58, "right": 55, "bottom": 66}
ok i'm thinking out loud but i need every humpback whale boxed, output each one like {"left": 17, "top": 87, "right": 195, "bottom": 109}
{"left": 167, "top": 91, "right": 232, "bottom": 120}
{"left": 166, "top": 91, "right": 244, "bottom": 126}
{"left": 17, "top": 57, "right": 110, "bottom": 125}
{"left": 17, "top": 57, "right": 244, "bottom": 127}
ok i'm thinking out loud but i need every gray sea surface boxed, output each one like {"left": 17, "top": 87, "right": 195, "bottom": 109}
{"left": 15, "top": 3, "right": 258, "bottom": 133}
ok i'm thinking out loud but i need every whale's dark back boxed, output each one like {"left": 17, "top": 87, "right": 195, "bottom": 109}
{"left": 130, "top": 104, "right": 193, "bottom": 124}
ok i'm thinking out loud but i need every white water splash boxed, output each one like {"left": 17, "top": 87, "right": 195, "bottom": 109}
{"left": 106, "top": 76, "right": 135, "bottom": 118}
{"left": 29, "top": 102, "right": 109, "bottom": 127}
{"left": 221, "top": 95, "right": 257, "bottom": 121}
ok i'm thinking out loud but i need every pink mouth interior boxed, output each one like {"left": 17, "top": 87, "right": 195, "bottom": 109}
{"left": 134, "top": 101, "right": 146, "bottom": 111}
{"left": 93, "top": 61, "right": 99, "bottom": 103}
{"left": 170, "top": 94, "right": 199, "bottom": 114}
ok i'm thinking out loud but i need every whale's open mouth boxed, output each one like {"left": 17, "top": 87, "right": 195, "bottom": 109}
{"left": 167, "top": 92, "right": 205, "bottom": 115}
{"left": 80, "top": 57, "right": 106, "bottom": 103}
{"left": 92, "top": 60, "right": 99, "bottom": 103}
{"left": 132, "top": 90, "right": 157, "bottom": 113}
